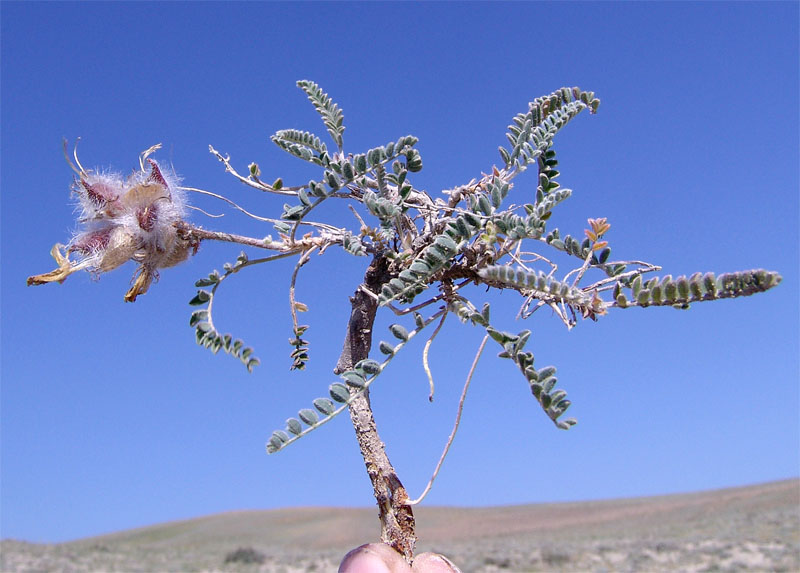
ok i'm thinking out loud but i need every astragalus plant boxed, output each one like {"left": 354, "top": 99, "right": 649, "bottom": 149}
{"left": 29, "top": 80, "right": 781, "bottom": 563}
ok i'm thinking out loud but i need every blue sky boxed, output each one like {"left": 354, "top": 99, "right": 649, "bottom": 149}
{"left": 2, "top": 2, "right": 797, "bottom": 544}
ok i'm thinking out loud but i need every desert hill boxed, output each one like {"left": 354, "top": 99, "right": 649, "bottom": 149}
{"left": 1, "top": 478, "right": 797, "bottom": 572}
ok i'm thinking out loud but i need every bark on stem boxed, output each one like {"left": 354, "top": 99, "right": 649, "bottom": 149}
{"left": 334, "top": 256, "right": 417, "bottom": 562}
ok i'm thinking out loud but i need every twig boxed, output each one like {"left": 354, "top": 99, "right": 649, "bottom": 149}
{"left": 376, "top": 279, "right": 472, "bottom": 317}
{"left": 408, "top": 333, "right": 488, "bottom": 506}
{"left": 514, "top": 249, "right": 559, "bottom": 273}
{"left": 289, "top": 195, "right": 330, "bottom": 243}
{"left": 181, "top": 186, "right": 282, "bottom": 223}
{"left": 202, "top": 251, "right": 296, "bottom": 335}
{"left": 180, "top": 225, "right": 279, "bottom": 250}
{"left": 506, "top": 250, "right": 534, "bottom": 273}
{"left": 208, "top": 145, "right": 302, "bottom": 196}
{"left": 357, "top": 286, "right": 440, "bottom": 317}
{"left": 422, "top": 310, "right": 448, "bottom": 401}
{"left": 289, "top": 247, "right": 317, "bottom": 334}
{"left": 181, "top": 187, "right": 282, "bottom": 223}
{"left": 518, "top": 298, "right": 546, "bottom": 320}
{"left": 582, "top": 261, "right": 662, "bottom": 291}
{"left": 569, "top": 243, "right": 597, "bottom": 287}
{"left": 183, "top": 186, "right": 345, "bottom": 237}
{"left": 186, "top": 205, "right": 225, "bottom": 218}
{"left": 348, "top": 204, "right": 368, "bottom": 231}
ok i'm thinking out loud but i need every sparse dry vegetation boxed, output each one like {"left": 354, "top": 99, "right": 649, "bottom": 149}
{"left": 2, "top": 479, "right": 797, "bottom": 572}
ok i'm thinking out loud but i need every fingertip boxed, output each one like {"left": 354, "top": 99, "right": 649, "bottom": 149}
{"left": 339, "top": 543, "right": 408, "bottom": 573}
{"left": 412, "top": 552, "right": 461, "bottom": 572}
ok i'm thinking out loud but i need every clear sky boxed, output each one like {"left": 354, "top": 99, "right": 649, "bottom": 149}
{"left": 1, "top": 2, "right": 797, "bottom": 544}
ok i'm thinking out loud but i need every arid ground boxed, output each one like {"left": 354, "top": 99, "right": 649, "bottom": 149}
{"left": 2, "top": 479, "right": 797, "bottom": 572}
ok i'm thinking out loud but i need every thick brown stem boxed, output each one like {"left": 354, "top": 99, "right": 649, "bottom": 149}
{"left": 334, "top": 256, "right": 417, "bottom": 561}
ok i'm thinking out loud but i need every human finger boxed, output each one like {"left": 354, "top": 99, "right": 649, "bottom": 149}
{"left": 412, "top": 552, "right": 461, "bottom": 572}
{"left": 338, "top": 542, "right": 411, "bottom": 573}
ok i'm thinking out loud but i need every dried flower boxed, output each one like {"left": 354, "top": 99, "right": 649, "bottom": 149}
{"left": 27, "top": 142, "right": 195, "bottom": 302}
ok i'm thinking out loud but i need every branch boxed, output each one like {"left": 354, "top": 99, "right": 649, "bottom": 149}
{"left": 178, "top": 223, "right": 348, "bottom": 255}
{"left": 334, "top": 256, "right": 417, "bottom": 562}
{"left": 179, "top": 224, "right": 277, "bottom": 250}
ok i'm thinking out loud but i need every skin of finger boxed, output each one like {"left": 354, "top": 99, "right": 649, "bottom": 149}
{"left": 339, "top": 544, "right": 460, "bottom": 573}
{"left": 412, "top": 552, "right": 461, "bottom": 573}
{"left": 338, "top": 543, "right": 410, "bottom": 573}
